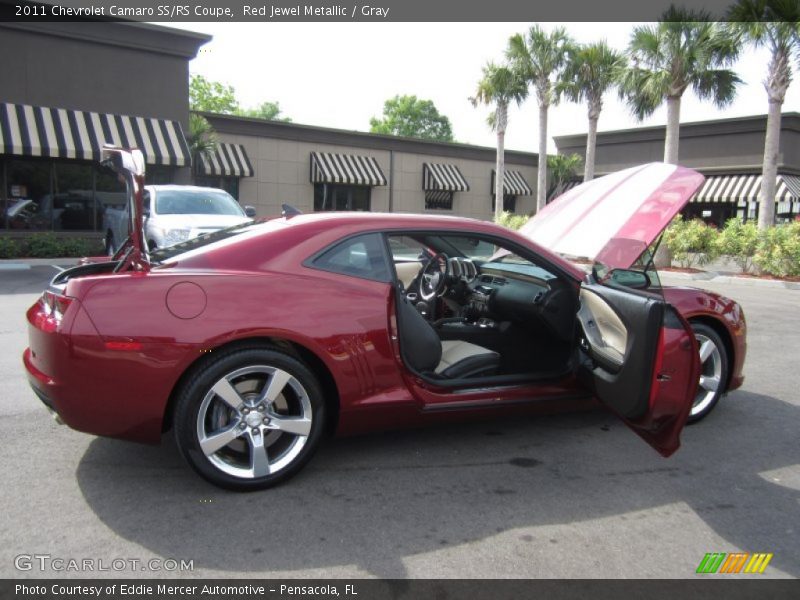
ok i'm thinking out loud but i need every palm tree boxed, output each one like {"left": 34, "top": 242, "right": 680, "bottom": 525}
{"left": 187, "top": 114, "right": 219, "bottom": 177}
{"left": 560, "top": 42, "right": 626, "bottom": 182}
{"left": 620, "top": 8, "right": 741, "bottom": 165}
{"left": 728, "top": 0, "right": 800, "bottom": 229}
{"left": 546, "top": 153, "right": 583, "bottom": 201}
{"left": 470, "top": 63, "right": 529, "bottom": 220}
{"left": 507, "top": 26, "right": 574, "bottom": 212}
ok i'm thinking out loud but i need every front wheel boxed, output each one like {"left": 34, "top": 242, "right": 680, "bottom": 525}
{"left": 174, "top": 347, "right": 326, "bottom": 491}
{"left": 688, "top": 323, "right": 728, "bottom": 423}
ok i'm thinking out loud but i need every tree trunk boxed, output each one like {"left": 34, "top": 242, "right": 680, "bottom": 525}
{"left": 495, "top": 103, "right": 507, "bottom": 221}
{"left": 663, "top": 95, "right": 681, "bottom": 165}
{"left": 653, "top": 95, "right": 682, "bottom": 269}
{"left": 584, "top": 111, "right": 598, "bottom": 182}
{"left": 758, "top": 98, "right": 783, "bottom": 230}
{"left": 537, "top": 103, "right": 548, "bottom": 212}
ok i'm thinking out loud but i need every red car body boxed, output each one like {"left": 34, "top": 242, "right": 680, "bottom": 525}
{"left": 23, "top": 152, "right": 746, "bottom": 489}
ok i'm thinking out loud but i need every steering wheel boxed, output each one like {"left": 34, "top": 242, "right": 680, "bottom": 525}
{"left": 419, "top": 252, "right": 450, "bottom": 301}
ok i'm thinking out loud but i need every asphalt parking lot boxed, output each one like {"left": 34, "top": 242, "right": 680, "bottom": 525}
{"left": 0, "top": 264, "right": 798, "bottom": 579}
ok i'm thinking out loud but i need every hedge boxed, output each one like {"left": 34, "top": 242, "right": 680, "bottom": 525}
{"left": 0, "top": 233, "right": 103, "bottom": 259}
{"left": 493, "top": 215, "right": 800, "bottom": 279}
{"left": 664, "top": 218, "right": 800, "bottom": 277}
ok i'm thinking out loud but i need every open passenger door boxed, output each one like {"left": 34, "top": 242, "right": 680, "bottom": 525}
{"left": 577, "top": 275, "right": 700, "bottom": 456}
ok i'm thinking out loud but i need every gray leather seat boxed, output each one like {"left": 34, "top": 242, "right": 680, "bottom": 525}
{"left": 396, "top": 288, "right": 500, "bottom": 379}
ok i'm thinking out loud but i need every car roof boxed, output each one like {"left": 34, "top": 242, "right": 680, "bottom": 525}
{"left": 164, "top": 211, "right": 586, "bottom": 282}
{"left": 272, "top": 211, "right": 486, "bottom": 228}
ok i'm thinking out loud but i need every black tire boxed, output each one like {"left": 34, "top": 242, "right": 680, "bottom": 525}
{"left": 174, "top": 347, "right": 326, "bottom": 491}
{"left": 687, "top": 322, "right": 729, "bottom": 424}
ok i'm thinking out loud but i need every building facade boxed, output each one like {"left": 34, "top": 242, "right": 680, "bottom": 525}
{"left": 0, "top": 21, "right": 540, "bottom": 238}
{"left": 0, "top": 22, "right": 209, "bottom": 236}
{"left": 554, "top": 114, "right": 800, "bottom": 225}
{"left": 199, "top": 113, "right": 539, "bottom": 222}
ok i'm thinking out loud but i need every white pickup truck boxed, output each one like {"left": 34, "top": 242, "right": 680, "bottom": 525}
{"left": 103, "top": 185, "right": 256, "bottom": 254}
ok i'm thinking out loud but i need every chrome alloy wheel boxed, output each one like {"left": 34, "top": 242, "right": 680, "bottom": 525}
{"left": 691, "top": 332, "right": 722, "bottom": 418}
{"left": 196, "top": 365, "right": 313, "bottom": 479}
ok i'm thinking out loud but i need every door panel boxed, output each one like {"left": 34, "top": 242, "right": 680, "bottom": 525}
{"left": 578, "top": 282, "right": 699, "bottom": 456}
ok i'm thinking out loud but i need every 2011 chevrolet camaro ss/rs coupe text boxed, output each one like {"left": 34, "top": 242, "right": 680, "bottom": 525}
{"left": 24, "top": 148, "right": 746, "bottom": 490}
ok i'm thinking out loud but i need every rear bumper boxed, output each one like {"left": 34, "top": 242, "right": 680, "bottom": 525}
{"left": 24, "top": 347, "right": 68, "bottom": 427}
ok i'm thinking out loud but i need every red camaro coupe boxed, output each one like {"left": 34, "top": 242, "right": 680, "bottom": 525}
{"left": 24, "top": 148, "right": 746, "bottom": 490}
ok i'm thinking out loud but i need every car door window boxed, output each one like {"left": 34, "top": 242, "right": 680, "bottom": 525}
{"left": 311, "top": 233, "right": 391, "bottom": 282}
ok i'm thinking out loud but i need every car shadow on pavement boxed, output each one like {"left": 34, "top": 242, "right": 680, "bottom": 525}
{"left": 76, "top": 390, "right": 799, "bottom": 578}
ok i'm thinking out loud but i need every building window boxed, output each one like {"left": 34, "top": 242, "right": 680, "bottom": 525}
{"left": 1, "top": 158, "right": 176, "bottom": 232}
{"left": 6, "top": 158, "right": 52, "bottom": 231}
{"left": 425, "top": 190, "right": 454, "bottom": 211}
{"left": 53, "top": 162, "right": 97, "bottom": 231}
{"left": 491, "top": 194, "right": 517, "bottom": 213}
{"left": 95, "top": 163, "right": 128, "bottom": 228}
{"left": 195, "top": 175, "right": 240, "bottom": 201}
{"left": 314, "top": 184, "right": 371, "bottom": 212}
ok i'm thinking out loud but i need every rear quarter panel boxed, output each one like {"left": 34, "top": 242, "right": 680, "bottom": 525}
{"left": 72, "top": 267, "right": 405, "bottom": 443}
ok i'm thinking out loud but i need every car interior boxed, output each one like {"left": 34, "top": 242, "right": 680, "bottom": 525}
{"left": 387, "top": 233, "right": 580, "bottom": 386}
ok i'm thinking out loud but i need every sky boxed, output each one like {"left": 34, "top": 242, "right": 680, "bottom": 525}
{"left": 169, "top": 22, "right": 800, "bottom": 154}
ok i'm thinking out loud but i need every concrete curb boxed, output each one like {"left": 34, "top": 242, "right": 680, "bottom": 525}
{"left": 0, "top": 258, "right": 80, "bottom": 267}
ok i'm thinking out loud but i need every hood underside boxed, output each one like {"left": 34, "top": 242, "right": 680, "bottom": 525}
{"left": 519, "top": 163, "right": 705, "bottom": 271}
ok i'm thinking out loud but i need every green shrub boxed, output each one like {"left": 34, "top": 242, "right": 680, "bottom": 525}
{"left": 494, "top": 211, "right": 529, "bottom": 231}
{"left": 59, "top": 237, "right": 103, "bottom": 257}
{"left": 24, "top": 233, "right": 64, "bottom": 258}
{"left": 714, "top": 219, "right": 759, "bottom": 273}
{"left": 0, "top": 236, "right": 20, "bottom": 259}
{"left": 662, "top": 218, "right": 719, "bottom": 269}
{"left": 10, "top": 233, "right": 102, "bottom": 258}
{"left": 754, "top": 221, "right": 800, "bottom": 278}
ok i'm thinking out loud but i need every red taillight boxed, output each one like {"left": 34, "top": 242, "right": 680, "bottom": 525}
{"left": 37, "top": 290, "right": 74, "bottom": 332}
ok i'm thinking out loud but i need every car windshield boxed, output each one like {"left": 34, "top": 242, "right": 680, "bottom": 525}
{"left": 155, "top": 189, "right": 244, "bottom": 216}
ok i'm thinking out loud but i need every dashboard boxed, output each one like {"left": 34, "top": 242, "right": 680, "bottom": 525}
{"left": 465, "top": 264, "right": 576, "bottom": 342}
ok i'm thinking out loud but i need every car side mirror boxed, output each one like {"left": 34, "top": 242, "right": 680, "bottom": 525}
{"left": 244, "top": 205, "right": 257, "bottom": 218}
{"left": 608, "top": 268, "right": 651, "bottom": 290}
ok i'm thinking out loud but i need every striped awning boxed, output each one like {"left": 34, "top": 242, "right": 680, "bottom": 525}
{"left": 492, "top": 170, "right": 534, "bottom": 196}
{"left": 548, "top": 178, "right": 582, "bottom": 200}
{"left": 0, "top": 102, "right": 190, "bottom": 167}
{"left": 422, "top": 163, "right": 469, "bottom": 192}
{"left": 197, "top": 143, "right": 254, "bottom": 177}
{"left": 692, "top": 173, "right": 800, "bottom": 204}
{"left": 310, "top": 151, "right": 387, "bottom": 186}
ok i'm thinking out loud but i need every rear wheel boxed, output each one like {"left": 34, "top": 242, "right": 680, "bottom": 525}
{"left": 688, "top": 323, "right": 728, "bottom": 423}
{"left": 174, "top": 347, "right": 325, "bottom": 490}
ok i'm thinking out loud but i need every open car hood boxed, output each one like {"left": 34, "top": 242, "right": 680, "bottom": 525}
{"left": 518, "top": 163, "right": 705, "bottom": 271}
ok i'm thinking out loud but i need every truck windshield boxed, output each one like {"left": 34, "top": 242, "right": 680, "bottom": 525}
{"left": 155, "top": 189, "right": 244, "bottom": 216}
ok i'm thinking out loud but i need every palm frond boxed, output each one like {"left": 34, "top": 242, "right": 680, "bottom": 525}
{"left": 692, "top": 69, "right": 742, "bottom": 107}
